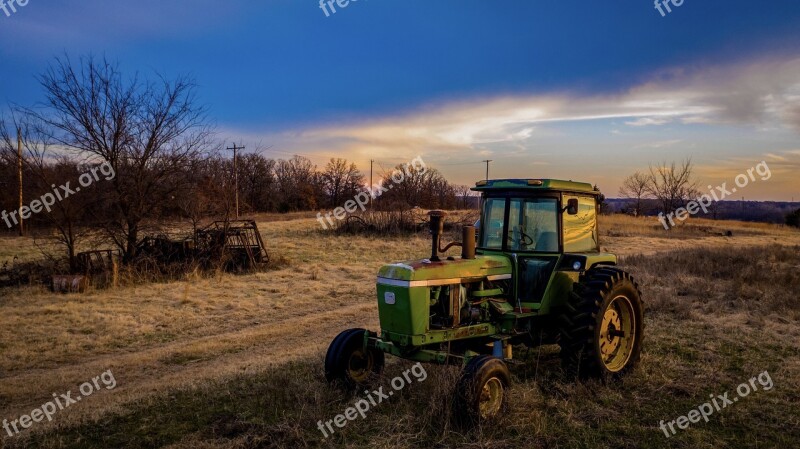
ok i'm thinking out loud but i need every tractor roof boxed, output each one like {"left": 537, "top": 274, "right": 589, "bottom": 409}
{"left": 471, "top": 178, "right": 599, "bottom": 195}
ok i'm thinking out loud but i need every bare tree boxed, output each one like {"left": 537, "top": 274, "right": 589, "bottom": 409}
{"left": 25, "top": 56, "right": 214, "bottom": 263}
{"left": 321, "top": 158, "right": 364, "bottom": 208}
{"left": 431, "top": 176, "right": 456, "bottom": 209}
{"left": 378, "top": 163, "right": 454, "bottom": 210}
{"left": 646, "top": 159, "right": 700, "bottom": 219}
{"left": 238, "top": 153, "right": 277, "bottom": 212}
{"left": 177, "top": 156, "right": 233, "bottom": 232}
{"left": 0, "top": 119, "right": 21, "bottom": 232}
{"left": 618, "top": 172, "right": 650, "bottom": 217}
{"left": 0, "top": 117, "right": 98, "bottom": 271}
{"left": 275, "top": 155, "right": 318, "bottom": 212}
{"left": 453, "top": 184, "right": 474, "bottom": 209}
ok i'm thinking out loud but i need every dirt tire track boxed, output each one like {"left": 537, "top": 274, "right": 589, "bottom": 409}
{"left": 0, "top": 302, "right": 378, "bottom": 428}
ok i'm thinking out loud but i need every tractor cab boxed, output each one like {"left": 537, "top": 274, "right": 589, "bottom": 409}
{"left": 474, "top": 178, "right": 600, "bottom": 254}
{"left": 473, "top": 179, "right": 606, "bottom": 310}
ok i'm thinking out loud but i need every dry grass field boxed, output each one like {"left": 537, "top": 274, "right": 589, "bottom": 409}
{"left": 1, "top": 214, "right": 799, "bottom": 448}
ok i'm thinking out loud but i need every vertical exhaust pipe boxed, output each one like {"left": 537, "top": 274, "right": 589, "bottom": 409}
{"left": 428, "top": 210, "right": 446, "bottom": 262}
{"left": 429, "top": 210, "right": 476, "bottom": 261}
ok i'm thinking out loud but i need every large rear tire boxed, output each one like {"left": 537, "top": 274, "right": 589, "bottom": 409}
{"left": 325, "top": 328, "right": 385, "bottom": 389}
{"left": 559, "top": 267, "right": 644, "bottom": 380}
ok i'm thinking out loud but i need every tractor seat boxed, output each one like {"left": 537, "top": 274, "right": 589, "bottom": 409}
{"left": 536, "top": 232, "right": 558, "bottom": 252}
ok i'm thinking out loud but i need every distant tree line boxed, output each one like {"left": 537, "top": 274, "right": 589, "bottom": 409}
{"left": 606, "top": 198, "right": 799, "bottom": 225}
{"left": 614, "top": 160, "right": 798, "bottom": 225}
{"left": 0, "top": 55, "right": 473, "bottom": 267}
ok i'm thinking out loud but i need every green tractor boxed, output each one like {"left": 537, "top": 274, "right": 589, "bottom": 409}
{"left": 325, "top": 179, "right": 643, "bottom": 421}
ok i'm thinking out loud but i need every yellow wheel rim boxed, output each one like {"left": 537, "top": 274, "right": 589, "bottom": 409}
{"left": 478, "top": 377, "right": 504, "bottom": 419}
{"left": 599, "top": 295, "right": 636, "bottom": 372}
{"left": 347, "top": 349, "right": 373, "bottom": 383}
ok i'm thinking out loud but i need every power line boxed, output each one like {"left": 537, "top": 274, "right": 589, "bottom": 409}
{"left": 248, "top": 145, "right": 406, "bottom": 165}
{"left": 376, "top": 161, "right": 388, "bottom": 175}
{"left": 434, "top": 161, "right": 486, "bottom": 167}
{"left": 254, "top": 146, "right": 398, "bottom": 165}
{"left": 227, "top": 146, "right": 492, "bottom": 181}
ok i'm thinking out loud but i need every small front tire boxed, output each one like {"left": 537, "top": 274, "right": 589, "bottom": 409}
{"left": 455, "top": 355, "right": 511, "bottom": 423}
{"left": 325, "top": 328, "right": 385, "bottom": 389}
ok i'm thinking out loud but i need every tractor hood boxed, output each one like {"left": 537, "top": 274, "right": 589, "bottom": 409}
{"left": 378, "top": 255, "right": 512, "bottom": 284}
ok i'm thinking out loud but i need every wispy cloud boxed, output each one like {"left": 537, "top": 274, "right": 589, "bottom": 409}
{"left": 222, "top": 54, "right": 800, "bottom": 198}
{"left": 625, "top": 117, "right": 672, "bottom": 127}
{"left": 634, "top": 139, "right": 683, "bottom": 149}
{"left": 253, "top": 56, "right": 796, "bottom": 160}
{"left": 764, "top": 153, "right": 787, "bottom": 162}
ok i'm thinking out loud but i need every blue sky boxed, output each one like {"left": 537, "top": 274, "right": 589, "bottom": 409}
{"left": 2, "top": 0, "right": 800, "bottom": 199}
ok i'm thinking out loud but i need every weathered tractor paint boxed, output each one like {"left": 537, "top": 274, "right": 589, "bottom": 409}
{"left": 326, "top": 179, "right": 644, "bottom": 422}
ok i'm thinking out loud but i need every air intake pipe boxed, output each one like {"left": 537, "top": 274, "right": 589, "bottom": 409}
{"left": 428, "top": 210, "right": 476, "bottom": 261}
{"left": 461, "top": 225, "right": 476, "bottom": 259}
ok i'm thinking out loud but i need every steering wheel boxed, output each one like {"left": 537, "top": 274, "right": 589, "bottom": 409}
{"left": 510, "top": 227, "right": 535, "bottom": 247}
{"left": 519, "top": 230, "right": 534, "bottom": 247}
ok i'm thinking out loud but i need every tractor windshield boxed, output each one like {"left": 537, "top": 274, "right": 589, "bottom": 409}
{"left": 479, "top": 197, "right": 559, "bottom": 252}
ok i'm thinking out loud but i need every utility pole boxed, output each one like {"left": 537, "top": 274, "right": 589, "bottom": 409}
{"left": 227, "top": 143, "right": 245, "bottom": 219}
{"left": 482, "top": 160, "right": 493, "bottom": 181}
{"left": 369, "top": 159, "right": 374, "bottom": 210}
{"left": 17, "top": 128, "right": 23, "bottom": 236}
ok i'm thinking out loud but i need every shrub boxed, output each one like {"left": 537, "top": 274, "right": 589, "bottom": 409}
{"left": 786, "top": 209, "right": 800, "bottom": 228}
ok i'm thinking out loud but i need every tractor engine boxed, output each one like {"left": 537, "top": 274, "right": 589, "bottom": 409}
{"left": 375, "top": 211, "right": 512, "bottom": 348}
